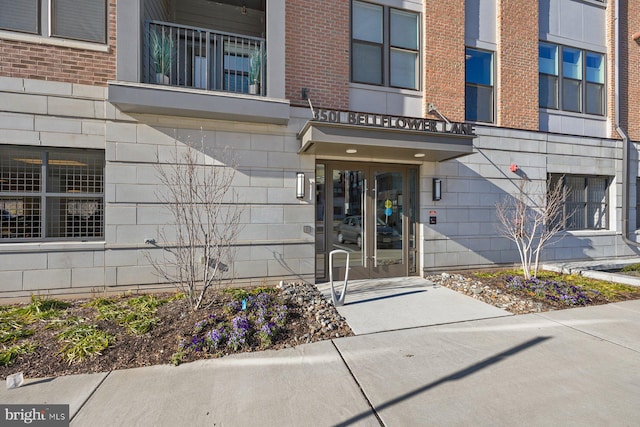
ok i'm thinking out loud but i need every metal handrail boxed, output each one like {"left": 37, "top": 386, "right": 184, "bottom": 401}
{"left": 144, "top": 20, "right": 266, "bottom": 95}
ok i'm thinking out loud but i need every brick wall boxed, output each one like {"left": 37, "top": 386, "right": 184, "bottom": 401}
{"left": 0, "top": 0, "right": 116, "bottom": 86}
{"left": 496, "top": 0, "right": 538, "bottom": 131}
{"left": 423, "top": 0, "right": 465, "bottom": 122}
{"left": 285, "top": 0, "right": 350, "bottom": 110}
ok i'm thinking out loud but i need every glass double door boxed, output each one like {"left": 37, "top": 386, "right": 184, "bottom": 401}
{"left": 317, "top": 162, "right": 417, "bottom": 280}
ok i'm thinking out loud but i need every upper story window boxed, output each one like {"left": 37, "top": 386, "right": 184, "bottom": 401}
{"left": 0, "top": 146, "right": 104, "bottom": 242}
{"left": 539, "top": 42, "right": 605, "bottom": 116}
{"left": 0, "top": 0, "right": 106, "bottom": 44}
{"left": 351, "top": 1, "right": 420, "bottom": 90}
{"left": 465, "top": 48, "right": 494, "bottom": 123}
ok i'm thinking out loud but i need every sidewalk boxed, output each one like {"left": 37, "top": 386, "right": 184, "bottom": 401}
{"left": 2, "top": 299, "right": 639, "bottom": 426}
{"left": 316, "top": 277, "right": 511, "bottom": 334}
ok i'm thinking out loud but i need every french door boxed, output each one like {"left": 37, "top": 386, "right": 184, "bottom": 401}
{"left": 315, "top": 162, "right": 418, "bottom": 280}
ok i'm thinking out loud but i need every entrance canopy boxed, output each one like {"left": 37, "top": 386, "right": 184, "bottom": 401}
{"left": 298, "top": 110, "right": 476, "bottom": 162}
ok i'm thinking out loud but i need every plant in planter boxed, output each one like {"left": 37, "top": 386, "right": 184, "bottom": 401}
{"left": 149, "top": 28, "right": 174, "bottom": 84}
{"left": 249, "top": 48, "right": 264, "bottom": 94}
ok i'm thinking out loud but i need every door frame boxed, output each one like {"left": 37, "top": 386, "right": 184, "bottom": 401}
{"left": 317, "top": 161, "right": 418, "bottom": 281}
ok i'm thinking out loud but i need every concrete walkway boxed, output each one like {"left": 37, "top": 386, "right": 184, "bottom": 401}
{"left": 316, "top": 277, "right": 511, "bottom": 334}
{"left": 2, "top": 289, "right": 640, "bottom": 426}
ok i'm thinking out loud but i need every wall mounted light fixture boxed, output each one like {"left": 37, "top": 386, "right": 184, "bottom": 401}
{"left": 296, "top": 172, "right": 305, "bottom": 199}
{"left": 432, "top": 178, "right": 442, "bottom": 201}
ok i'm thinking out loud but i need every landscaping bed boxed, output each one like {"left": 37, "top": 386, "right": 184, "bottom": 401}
{"left": 429, "top": 269, "right": 640, "bottom": 314}
{"left": 0, "top": 282, "right": 352, "bottom": 379}
{"left": 2, "top": 270, "right": 640, "bottom": 380}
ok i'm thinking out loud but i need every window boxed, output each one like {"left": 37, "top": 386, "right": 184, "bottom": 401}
{"left": 585, "top": 52, "right": 605, "bottom": 115}
{"left": 351, "top": 1, "right": 420, "bottom": 90}
{"left": 0, "top": 146, "right": 104, "bottom": 241}
{"left": 550, "top": 174, "right": 608, "bottom": 230}
{"left": 0, "top": 0, "right": 39, "bottom": 34}
{"left": 0, "top": 0, "right": 106, "bottom": 44}
{"left": 636, "top": 178, "right": 640, "bottom": 230}
{"left": 539, "top": 42, "right": 605, "bottom": 115}
{"left": 465, "top": 48, "right": 494, "bottom": 123}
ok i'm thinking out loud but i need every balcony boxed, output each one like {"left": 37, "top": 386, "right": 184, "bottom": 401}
{"left": 144, "top": 21, "right": 266, "bottom": 96}
{"left": 109, "top": 1, "right": 289, "bottom": 125}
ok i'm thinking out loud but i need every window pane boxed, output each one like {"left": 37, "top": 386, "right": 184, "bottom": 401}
{"left": 563, "top": 47, "right": 582, "bottom": 79}
{"left": 566, "top": 176, "right": 585, "bottom": 202}
{"left": 223, "top": 42, "right": 251, "bottom": 93}
{"left": 566, "top": 203, "right": 585, "bottom": 230}
{"left": 353, "top": 1, "right": 383, "bottom": 43}
{"left": 390, "top": 49, "right": 418, "bottom": 89}
{"left": 1, "top": 197, "right": 41, "bottom": 239}
{"left": 0, "top": 148, "right": 42, "bottom": 192}
{"left": 466, "top": 48, "right": 493, "bottom": 85}
{"left": 352, "top": 42, "right": 382, "bottom": 84}
{"left": 587, "top": 177, "right": 607, "bottom": 229}
{"left": 390, "top": 9, "right": 418, "bottom": 50}
{"left": 465, "top": 85, "right": 493, "bottom": 123}
{"left": 586, "top": 52, "right": 604, "bottom": 83}
{"left": 563, "top": 79, "right": 581, "bottom": 112}
{"left": 0, "top": 0, "right": 39, "bottom": 34}
{"left": 539, "top": 43, "right": 558, "bottom": 75}
{"left": 47, "top": 151, "right": 104, "bottom": 194}
{"left": 539, "top": 74, "right": 558, "bottom": 109}
{"left": 586, "top": 82, "right": 604, "bottom": 115}
{"left": 52, "top": 0, "right": 106, "bottom": 43}
{"left": 47, "top": 197, "right": 103, "bottom": 238}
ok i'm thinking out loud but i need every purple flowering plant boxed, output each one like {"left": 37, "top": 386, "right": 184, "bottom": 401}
{"left": 205, "top": 326, "right": 226, "bottom": 351}
{"left": 178, "top": 289, "right": 289, "bottom": 358}
{"left": 506, "top": 275, "right": 596, "bottom": 306}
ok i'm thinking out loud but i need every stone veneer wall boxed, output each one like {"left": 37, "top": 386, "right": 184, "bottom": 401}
{"left": 0, "top": 77, "right": 315, "bottom": 300}
{"left": 419, "top": 125, "right": 636, "bottom": 273}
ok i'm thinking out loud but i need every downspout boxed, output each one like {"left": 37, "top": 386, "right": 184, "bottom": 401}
{"left": 615, "top": 0, "right": 640, "bottom": 246}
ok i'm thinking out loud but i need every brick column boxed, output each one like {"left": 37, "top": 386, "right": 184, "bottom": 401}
{"left": 285, "top": 0, "right": 350, "bottom": 110}
{"left": 496, "top": 0, "right": 538, "bottom": 130}
{"left": 423, "top": 0, "right": 465, "bottom": 121}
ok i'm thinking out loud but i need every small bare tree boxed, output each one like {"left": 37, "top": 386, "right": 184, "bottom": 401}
{"left": 148, "top": 137, "right": 243, "bottom": 310}
{"left": 496, "top": 177, "right": 570, "bottom": 280}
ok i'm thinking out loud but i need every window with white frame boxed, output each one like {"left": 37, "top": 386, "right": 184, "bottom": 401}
{"left": 0, "top": 146, "right": 104, "bottom": 241}
{"left": 550, "top": 174, "right": 609, "bottom": 231}
{"left": 465, "top": 48, "right": 494, "bottom": 123}
{"left": 0, "top": 0, "right": 107, "bottom": 44}
{"left": 351, "top": 1, "right": 420, "bottom": 90}
{"left": 539, "top": 42, "right": 605, "bottom": 115}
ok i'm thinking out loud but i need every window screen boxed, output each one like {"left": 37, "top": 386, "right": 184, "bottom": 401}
{"left": 0, "top": 0, "right": 39, "bottom": 34}
{"left": 51, "top": 0, "right": 106, "bottom": 43}
{"left": 0, "top": 146, "right": 104, "bottom": 241}
{"left": 552, "top": 174, "right": 608, "bottom": 231}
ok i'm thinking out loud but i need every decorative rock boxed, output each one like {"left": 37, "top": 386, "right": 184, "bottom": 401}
{"left": 278, "top": 281, "right": 354, "bottom": 343}
{"left": 426, "top": 272, "right": 551, "bottom": 315}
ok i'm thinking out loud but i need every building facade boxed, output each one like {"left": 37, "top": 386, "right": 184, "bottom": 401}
{"left": 1, "top": 0, "right": 639, "bottom": 299}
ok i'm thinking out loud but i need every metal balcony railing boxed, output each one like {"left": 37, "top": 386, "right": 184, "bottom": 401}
{"left": 145, "top": 20, "right": 266, "bottom": 96}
